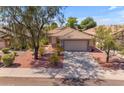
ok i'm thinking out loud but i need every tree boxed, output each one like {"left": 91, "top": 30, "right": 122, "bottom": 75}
{"left": 95, "top": 26, "right": 118, "bottom": 62}
{"left": 66, "top": 17, "right": 77, "bottom": 28}
{"left": 10, "top": 23, "right": 28, "bottom": 50}
{"left": 50, "top": 22, "right": 58, "bottom": 30}
{"left": 103, "top": 35, "right": 118, "bottom": 62}
{"left": 1, "top": 6, "right": 64, "bottom": 60}
{"left": 80, "top": 17, "right": 96, "bottom": 30}
{"left": 95, "top": 26, "right": 107, "bottom": 50}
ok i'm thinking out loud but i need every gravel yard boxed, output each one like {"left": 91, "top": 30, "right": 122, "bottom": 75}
{"left": 33, "top": 51, "right": 105, "bottom": 79}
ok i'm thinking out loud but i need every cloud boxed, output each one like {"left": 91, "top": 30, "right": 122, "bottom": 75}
{"left": 108, "top": 6, "right": 117, "bottom": 10}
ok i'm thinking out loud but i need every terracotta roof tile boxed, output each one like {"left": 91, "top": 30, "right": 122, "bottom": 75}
{"left": 48, "top": 27, "right": 93, "bottom": 40}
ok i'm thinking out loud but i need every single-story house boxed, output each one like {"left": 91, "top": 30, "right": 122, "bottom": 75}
{"left": 0, "top": 38, "right": 6, "bottom": 49}
{"left": 113, "top": 29, "right": 124, "bottom": 46}
{"left": 83, "top": 28, "right": 96, "bottom": 36}
{"left": 0, "top": 28, "right": 10, "bottom": 49}
{"left": 48, "top": 27, "right": 95, "bottom": 51}
{"left": 83, "top": 26, "right": 124, "bottom": 46}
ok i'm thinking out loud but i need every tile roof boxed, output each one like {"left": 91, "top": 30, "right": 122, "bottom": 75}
{"left": 48, "top": 27, "right": 93, "bottom": 40}
{"left": 83, "top": 28, "right": 96, "bottom": 36}
{"left": 83, "top": 26, "right": 124, "bottom": 36}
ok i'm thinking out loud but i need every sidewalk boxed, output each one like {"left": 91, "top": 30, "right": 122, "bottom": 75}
{"left": 1, "top": 68, "right": 124, "bottom": 80}
{"left": 101, "top": 70, "right": 124, "bottom": 80}
{"left": 0, "top": 68, "right": 64, "bottom": 78}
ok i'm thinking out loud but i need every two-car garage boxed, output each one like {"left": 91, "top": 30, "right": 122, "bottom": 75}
{"left": 63, "top": 40, "right": 89, "bottom": 51}
{"left": 48, "top": 27, "right": 94, "bottom": 52}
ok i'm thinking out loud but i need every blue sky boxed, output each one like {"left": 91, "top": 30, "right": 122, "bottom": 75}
{"left": 63, "top": 6, "right": 124, "bottom": 25}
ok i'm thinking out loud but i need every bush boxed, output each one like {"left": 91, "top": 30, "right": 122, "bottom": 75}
{"left": 49, "top": 53, "right": 60, "bottom": 66}
{"left": 56, "top": 44, "right": 64, "bottom": 55}
{"left": 2, "top": 54, "right": 14, "bottom": 67}
{"left": 120, "top": 49, "right": 124, "bottom": 55}
{"left": 11, "top": 52, "right": 16, "bottom": 60}
{"left": 39, "top": 47, "right": 44, "bottom": 57}
{"left": 12, "top": 51, "right": 17, "bottom": 56}
{"left": 40, "top": 38, "right": 49, "bottom": 46}
{"left": 2, "top": 48, "right": 10, "bottom": 54}
{"left": 0, "top": 56, "right": 1, "bottom": 62}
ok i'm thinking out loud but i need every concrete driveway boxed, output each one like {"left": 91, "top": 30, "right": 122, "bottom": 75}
{"left": 61, "top": 52, "right": 104, "bottom": 79}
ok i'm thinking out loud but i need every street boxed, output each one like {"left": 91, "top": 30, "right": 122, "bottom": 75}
{"left": 0, "top": 77, "right": 124, "bottom": 86}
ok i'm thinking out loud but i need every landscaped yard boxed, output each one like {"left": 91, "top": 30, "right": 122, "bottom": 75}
{"left": 0, "top": 45, "right": 64, "bottom": 68}
{"left": 0, "top": 47, "right": 105, "bottom": 79}
{"left": 1, "top": 46, "right": 124, "bottom": 83}
{"left": 90, "top": 51, "right": 124, "bottom": 70}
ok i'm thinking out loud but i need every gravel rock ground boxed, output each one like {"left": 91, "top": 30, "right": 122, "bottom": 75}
{"left": 33, "top": 51, "right": 105, "bottom": 79}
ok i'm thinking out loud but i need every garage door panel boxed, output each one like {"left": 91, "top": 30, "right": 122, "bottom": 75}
{"left": 64, "top": 40, "right": 88, "bottom": 51}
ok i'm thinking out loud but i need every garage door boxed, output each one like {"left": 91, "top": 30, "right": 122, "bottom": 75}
{"left": 64, "top": 40, "right": 88, "bottom": 51}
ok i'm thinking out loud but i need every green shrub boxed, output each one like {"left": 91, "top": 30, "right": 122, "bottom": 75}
{"left": 56, "top": 44, "right": 64, "bottom": 55}
{"left": 11, "top": 53, "right": 16, "bottom": 60}
{"left": 49, "top": 53, "right": 60, "bottom": 66}
{"left": 2, "top": 54, "right": 14, "bottom": 67}
{"left": 0, "top": 56, "right": 1, "bottom": 62}
{"left": 40, "top": 38, "right": 49, "bottom": 46}
{"left": 12, "top": 51, "right": 17, "bottom": 56}
{"left": 39, "top": 47, "right": 44, "bottom": 57}
{"left": 120, "top": 49, "right": 124, "bottom": 55}
{"left": 2, "top": 48, "right": 10, "bottom": 54}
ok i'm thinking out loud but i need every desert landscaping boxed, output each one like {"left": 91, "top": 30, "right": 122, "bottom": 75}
{"left": 0, "top": 6, "right": 124, "bottom": 85}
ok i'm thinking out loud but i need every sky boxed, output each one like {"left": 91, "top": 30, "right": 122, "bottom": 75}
{"left": 63, "top": 6, "right": 124, "bottom": 25}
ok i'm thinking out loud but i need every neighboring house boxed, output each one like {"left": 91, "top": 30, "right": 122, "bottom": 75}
{"left": 84, "top": 26, "right": 124, "bottom": 46}
{"left": 0, "top": 28, "right": 11, "bottom": 49}
{"left": 48, "top": 27, "right": 95, "bottom": 51}
{"left": 0, "top": 39, "right": 6, "bottom": 49}
{"left": 113, "top": 29, "right": 124, "bottom": 46}
{"left": 0, "top": 33, "right": 9, "bottom": 49}
{"left": 83, "top": 28, "right": 96, "bottom": 36}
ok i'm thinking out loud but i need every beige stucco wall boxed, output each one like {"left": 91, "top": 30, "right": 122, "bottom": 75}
{"left": 50, "top": 36, "right": 57, "bottom": 44}
{"left": 0, "top": 40, "right": 6, "bottom": 49}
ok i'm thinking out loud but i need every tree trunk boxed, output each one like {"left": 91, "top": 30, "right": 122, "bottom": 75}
{"left": 106, "top": 51, "right": 110, "bottom": 62}
{"left": 106, "top": 55, "right": 109, "bottom": 62}
{"left": 34, "top": 46, "right": 39, "bottom": 60}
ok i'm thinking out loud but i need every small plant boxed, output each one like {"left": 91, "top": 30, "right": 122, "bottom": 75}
{"left": 10, "top": 53, "right": 16, "bottom": 60}
{"left": 2, "top": 54, "right": 14, "bottom": 67}
{"left": 2, "top": 48, "right": 10, "bottom": 54}
{"left": 0, "top": 56, "right": 1, "bottom": 62}
{"left": 39, "top": 47, "right": 44, "bottom": 57}
{"left": 40, "top": 38, "right": 49, "bottom": 46}
{"left": 12, "top": 51, "right": 17, "bottom": 56}
{"left": 120, "top": 49, "right": 124, "bottom": 55}
{"left": 56, "top": 43, "right": 64, "bottom": 55}
{"left": 49, "top": 53, "right": 60, "bottom": 66}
